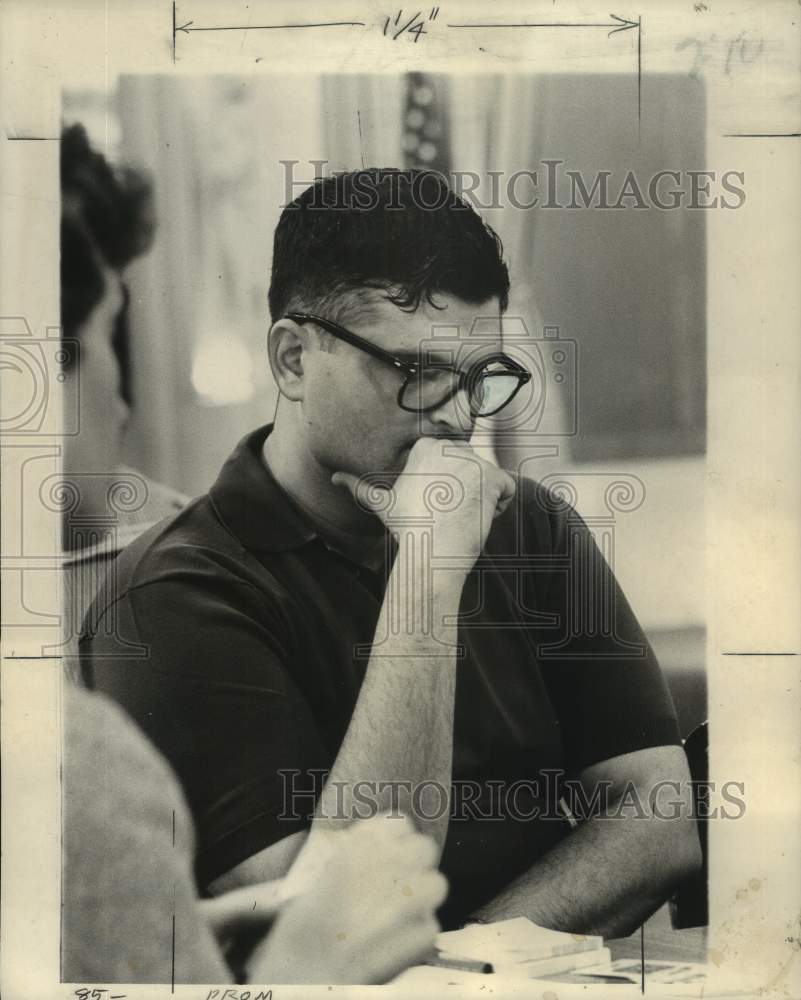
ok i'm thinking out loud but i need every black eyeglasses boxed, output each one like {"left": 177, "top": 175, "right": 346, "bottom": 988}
{"left": 285, "top": 312, "right": 531, "bottom": 417}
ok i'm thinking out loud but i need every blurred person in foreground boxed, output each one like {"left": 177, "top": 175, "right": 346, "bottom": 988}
{"left": 59, "top": 128, "right": 446, "bottom": 984}
{"left": 63, "top": 682, "right": 445, "bottom": 984}
{"left": 82, "top": 169, "right": 701, "bottom": 938}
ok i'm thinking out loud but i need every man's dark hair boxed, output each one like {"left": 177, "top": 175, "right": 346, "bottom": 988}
{"left": 268, "top": 169, "right": 510, "bottom": 326}
{"left": 60, "top": 123, "right": 156, "bottom": 405}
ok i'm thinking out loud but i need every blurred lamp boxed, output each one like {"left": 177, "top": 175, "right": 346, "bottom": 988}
{"left": 191, "top": 331, "right": 254, "bottom": 406}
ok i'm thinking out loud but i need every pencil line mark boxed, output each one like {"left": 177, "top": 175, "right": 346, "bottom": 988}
{"left": 640, "top": 922, "right": 645, "bottom": 992}
{"left": 637, "top": 16, "right": 643, "bottom": 134}
{"left": 723, "top": 132, "right": 800, "bottom": 138}
{"left": 357, "top": 109, "right": 365, "bottom": 168}
{"left": 4, "top": 654, "right": 64, "bottom": 659}
{"left": 447, "top": 17, "right": 638, "bottom": 34}
{"left": 180, "top": 21, "right": 366, "bottom": 32}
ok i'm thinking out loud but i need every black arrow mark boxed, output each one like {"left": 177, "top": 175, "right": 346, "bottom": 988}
{"left": 179, "top": 20, "right": 365, "bottom": 31}
{"left": 447, "top": 13, "right": 638, "bottom": 38}
{"left": 172, "top": 2, "right": 365, "bottom": 60}
{"left": 449, "top": 13, "right": 643, "bottom": 130}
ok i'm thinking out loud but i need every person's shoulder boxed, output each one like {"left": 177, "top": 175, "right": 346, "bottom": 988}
{"left": 131, "top": 470, "right": 190, "bottom": 523}
{"left": 111, "top": 492, "right": 245, "bottom": 581}
{"left": 112, "top": 465, "right": 189, "bottom": 525}
{"left": 62, "top": 687, "right": 199, "bottom": 934}
{"left": 62, "top": 470, "right": 197, "bottom": 576}
{"left": 64, "top": 685, "right": 185, "bottom": 811}
{"left": 79, "top": 492, "right": 263, "bottom": 625}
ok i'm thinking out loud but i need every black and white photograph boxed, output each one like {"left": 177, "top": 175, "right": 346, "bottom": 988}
{"left": 1, "top": 2, "right": 799, "bottom": 997}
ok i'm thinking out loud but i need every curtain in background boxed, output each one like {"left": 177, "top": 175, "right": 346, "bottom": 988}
{"left": 449, "top": 77, "right": 554, "bottom": 463}
{"left": 449, "top": 75, "right": 706, "bottom": 632}
{"left": 110, "top": 74, "right": 406, "bottom": 497}
{"left": 321, "top": 75, "right": 404, "bottom": 171}
{"left": 451, "top": 74, "right": 706, "bottom": 468}
{"left": 451, "top": 75, "right": 548, "bottom": 321}
{"left": 115, "top": 75, "right": 329, "bottom": 497}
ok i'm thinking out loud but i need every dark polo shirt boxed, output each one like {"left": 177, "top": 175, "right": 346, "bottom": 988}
{"left": 81, "top": 424, "right": 680, "bottom": 928}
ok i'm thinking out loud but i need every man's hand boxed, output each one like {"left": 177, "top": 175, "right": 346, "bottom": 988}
{"left": 246, "top": 815, "right": 448, "bottom": 984}
{"left": 198, "top": 880, "right": 284, "bottom": 951}
{"left": 333, "top": 438, "right": 516, "bottom": 566}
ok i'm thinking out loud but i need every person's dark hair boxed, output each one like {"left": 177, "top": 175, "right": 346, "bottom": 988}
{"left": 268, "top": 169, "right": 510, "bottom": 327}
{"left": 60, "top": 123, "right": 156, "bottom": 405}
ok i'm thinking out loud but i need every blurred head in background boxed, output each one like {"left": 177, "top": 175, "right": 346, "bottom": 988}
{"left": 60, "top": 123, "right": 156, "bottom": 480}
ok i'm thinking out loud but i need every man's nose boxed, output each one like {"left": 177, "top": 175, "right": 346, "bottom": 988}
{"left": 425, "top": 387, "right": 475, "bottom": 439}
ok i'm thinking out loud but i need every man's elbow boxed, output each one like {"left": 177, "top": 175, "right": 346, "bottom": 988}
{"left": 641, "top": 757, "right": 704, "bottom": 889}
{"left": 636, "top": 780, "right": 703, "bottom": 895}
{"left": 668, "top": 814, "right": 703, "bottom": 884}
{"left": 649, "top": 799, "right": 703, "bottom": 894}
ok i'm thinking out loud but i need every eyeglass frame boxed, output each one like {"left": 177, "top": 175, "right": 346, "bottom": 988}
{"left": 285, "top": 311, "right": 532, "bottom": 417}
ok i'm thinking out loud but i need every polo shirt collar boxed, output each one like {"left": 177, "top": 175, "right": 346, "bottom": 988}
{"left": 209, "top": 424, "right": 317, "bottom": 552}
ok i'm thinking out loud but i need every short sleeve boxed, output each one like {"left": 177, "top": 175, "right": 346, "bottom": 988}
{"left": 521, "top": 483, "right": 681, "bottom": 776}
{"left": 80, "top": 550, "right": 328, "bottom": 887}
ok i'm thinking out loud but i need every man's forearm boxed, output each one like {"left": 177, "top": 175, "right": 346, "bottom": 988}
{"left": 470, "top": 795, "right": 701, "bottom": 938}
{"left": 315, "top": 551, "right": 466, "bottom": 851}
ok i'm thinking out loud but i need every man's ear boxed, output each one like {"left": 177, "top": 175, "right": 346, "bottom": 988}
{"left": 267, "top": 318, "right": 308, "bottom": 402}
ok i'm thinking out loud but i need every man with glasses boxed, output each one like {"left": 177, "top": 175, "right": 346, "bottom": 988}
{"left": 283, "top": 311, "right": 531, "bottom": 420}
{"left": 82, "top": 169, "right": 700, "bottom": 943}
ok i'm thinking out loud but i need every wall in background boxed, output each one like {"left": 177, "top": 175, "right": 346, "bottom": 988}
{"left": 65, "top": 73, "right": 706, "bottom": 633}
{"left": 448, "top": 74, "right": 707, "bottom": 632}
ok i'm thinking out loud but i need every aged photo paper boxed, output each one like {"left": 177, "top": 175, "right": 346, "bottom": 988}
{"left": 1, "top": 0, "right": 799, "bottom": 997}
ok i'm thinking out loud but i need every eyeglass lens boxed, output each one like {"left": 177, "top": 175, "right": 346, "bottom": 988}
{"left": 401, "top": 360, "right": 522, "bottom": 415}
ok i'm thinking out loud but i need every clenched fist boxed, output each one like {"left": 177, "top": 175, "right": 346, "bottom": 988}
{"left": 332, "top": 437, "right": 516, "bottom": 566}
